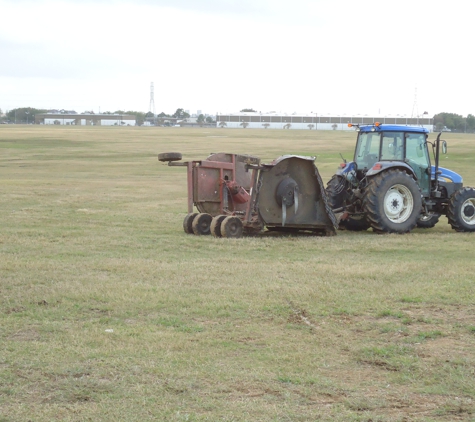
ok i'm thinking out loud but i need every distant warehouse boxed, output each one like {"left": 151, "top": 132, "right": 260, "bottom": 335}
{"left": 35, "top": 112, "right": 136, "bottom": 126}
{"left": 216, "top": 113, "right": 433, "bottom": 131}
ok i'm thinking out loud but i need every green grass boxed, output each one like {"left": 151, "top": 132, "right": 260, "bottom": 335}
{"left": 1, "top": 125, "right": 475, "bottom": 421}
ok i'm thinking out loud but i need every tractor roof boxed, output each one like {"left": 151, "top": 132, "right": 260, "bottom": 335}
{"left": 358, "top": 124, "right": 429, "bottom": 134}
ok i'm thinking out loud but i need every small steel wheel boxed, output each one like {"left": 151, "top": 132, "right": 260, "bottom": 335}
{"left": 183, "top": 213, "right": 198, "bottom": 234}
{"left": 158, "top": 152, "right": 182, "bottom": 162}
{"left": 192, "top": 213, "right": 213, "bottom": 235}
{"left": 221, "top": 216, "right": 243, "bottom": 238}
{"left": 210, "top": 215, "right": 227, "bottom": 237}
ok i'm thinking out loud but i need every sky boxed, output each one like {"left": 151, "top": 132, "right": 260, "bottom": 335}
{"left": 1, "top": 0, "right": 474, "bottom": 117}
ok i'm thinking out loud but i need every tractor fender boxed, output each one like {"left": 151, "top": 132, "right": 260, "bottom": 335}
{"left": 365, "top": 161, "right": 417, "bottom": 179}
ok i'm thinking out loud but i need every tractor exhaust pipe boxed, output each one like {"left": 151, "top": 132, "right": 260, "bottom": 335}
{"left": 434, "top": 132, "right": 441, "bottom": 194}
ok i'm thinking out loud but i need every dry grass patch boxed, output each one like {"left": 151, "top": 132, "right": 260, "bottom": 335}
{"left": 1, "top": 126, "right": 475, "bottom": 421}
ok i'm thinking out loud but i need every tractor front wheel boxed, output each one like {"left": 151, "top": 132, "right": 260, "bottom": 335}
{"left": 447, "top": 187, "right": 475, "bottom": 232}
{"left": 363, "top": 169, "right": 422, "bottom": 234}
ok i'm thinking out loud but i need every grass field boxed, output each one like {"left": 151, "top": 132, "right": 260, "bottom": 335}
{"left": 1, "top": 125, "right": 475, "bottom": 421}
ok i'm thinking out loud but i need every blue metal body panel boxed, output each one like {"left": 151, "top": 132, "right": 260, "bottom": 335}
{"left": 431, "top": 165, "right": 463, "bottom": 184}
{"left": 335, "top": 161, "right": 356, "bottom": 177}
{"left": 335, "top": 161, "right": 359, "bottom": 185}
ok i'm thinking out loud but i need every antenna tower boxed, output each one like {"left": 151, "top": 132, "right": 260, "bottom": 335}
{"left": 411, "top": 86, "right": 419, "bottom": 118}
{"left": 149, "top": 82, "right": 156, "bottom": 116}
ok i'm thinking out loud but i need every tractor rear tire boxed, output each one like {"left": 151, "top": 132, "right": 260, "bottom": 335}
{"left": 183, "top": 213, "right": 198, "bottom": 234}
{"left": 192, "top": 213, "right": 213, "bottom": 235}
{"left": 210, "top": 215, "right": 227, "bottom": 237}
{"left": 221, "top": 216, "right": 243, "bottom": 238}
{"left": 326, "top": 175, "right": 370, "bottom": 231}
{"left": 158, "top": 152, "right": 182, "bottom": 162}
{"left": 363, "top": 169, "right": 422, "bottom": 234}
{"left": 447, "top": 187, "right": 475, "bottom": 232}
{"left": 416, "top": 213, "right": 440, "bottom": 229}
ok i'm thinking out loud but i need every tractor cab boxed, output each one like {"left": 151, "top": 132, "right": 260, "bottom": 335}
{"left": 352, "top": 123, "right": 431, "bottom": 196}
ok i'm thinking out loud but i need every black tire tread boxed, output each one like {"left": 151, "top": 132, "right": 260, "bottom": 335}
{"left": 210, "top": 215, "right": 227, "bottom": 237}
{"left": 447, "top": 187, "right": 475, "bottom": 232}
{"left": 326, "top": 175, "right": 370, "bottom": 231}
{"left": 221, "top": 216, "right": 243, "bottom": 238}
{"left": 192, "top": 213, "right": 212, "bottom": 235}
{"left": 158, "top": 152, "right": 182, "bottom": 162}
{"left": 363, "top": 169, "right": 422, "bottom": 234}
{"left": 416, "top": 213, "right": 440, "bottom": 229}
{"left": 183, "top": 213, "right": 198, "bottom": 234}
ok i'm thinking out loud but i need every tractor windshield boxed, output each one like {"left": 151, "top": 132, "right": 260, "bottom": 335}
{"left": 354, "top": 132, "right": 380, "bottom": 169}
{"left": 355, "top": 131, "right": 405, "bottom": 170}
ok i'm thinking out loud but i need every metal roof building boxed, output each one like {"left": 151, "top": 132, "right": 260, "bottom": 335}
{"left": 35, "top": 113, "right": 136, "bottom": 126}
{"left": 216, "top": 113, "right": 433, "bottom": 131}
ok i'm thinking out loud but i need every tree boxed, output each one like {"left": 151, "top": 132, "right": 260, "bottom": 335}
{"left": 307, "top": 124, "right": 314, "bottom": 130}
{"left": 240, "top": 122, "right": 249, "bottom": 128}
{"left": 283, "top": 123, "right": 291, "bottom": 129}
{"left": 205, "top": 116, "right": 215, "bottom": 124}
{"left": 466, "top": 114, "right": 475, "bottom": 132}
{"left": 197, "top": 114, "right": 205, "bottom": 127}
{"left": 7, "top": 107, "right": 47, "bottom": 124}
{"left": 332, "top": 123, "right": 338, "bottom": 130}
{"left": 172, "top": 108, "right": 190, "bottom": 119}
{"left": 433, "top": 112, "right": 465, "bottom": 132}
{"left": 240, "top": 108, "right": 256, "bottom": 112}
{"left": 114, "top": 110, "right": 146, "bottom": 126}
{"left": 219, "top": 121, "right": 227, "bottom": 128}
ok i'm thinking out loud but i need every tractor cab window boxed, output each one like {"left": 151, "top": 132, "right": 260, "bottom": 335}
{"left": 405, "top": 133, "right": 430, "bottom": 169}
{"left": 381, "top": 132, "right": 404, "bottom": 161}
{"left": 355, "top": 132, "right": 381, "bottom": 170}
{"left": 405, "top": 132, "right": 430, "bottom": 196}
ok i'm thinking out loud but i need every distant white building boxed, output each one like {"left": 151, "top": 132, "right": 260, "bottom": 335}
{"left": 216, "top": 113, "right": 433, "bottom": 132}
{"left": 36, "top": 113, "right": 136, "bottom": 126}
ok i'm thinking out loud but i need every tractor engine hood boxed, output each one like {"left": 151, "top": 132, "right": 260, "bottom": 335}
{"left": 431, "top": 166, "right": 463, "bottom": 184}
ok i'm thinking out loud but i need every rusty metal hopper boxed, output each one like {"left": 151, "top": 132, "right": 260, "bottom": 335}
{"left": 256, "top": 155, "right": 337, "bottom": 235}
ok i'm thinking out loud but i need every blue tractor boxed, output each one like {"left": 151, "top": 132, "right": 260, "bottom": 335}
{"left": 326, "top": 123, "right": 475, "bottom": 233}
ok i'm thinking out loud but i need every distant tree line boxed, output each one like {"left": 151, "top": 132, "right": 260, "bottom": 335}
{"left": 0, "top": 107, "right": 202, "bottom": 126}
{"left": 2, "top": 107, "right": 47, "bottom": 124}
{"left": 3, "top": 107, "right": 473, "bottom": 132}
{"left": 433, "top": 112, "right": 475, "bottom": 133}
